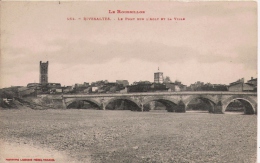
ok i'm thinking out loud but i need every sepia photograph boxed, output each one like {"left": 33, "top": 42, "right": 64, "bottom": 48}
{"left": 0, "top": 1, "right": 257, "bottom": 163}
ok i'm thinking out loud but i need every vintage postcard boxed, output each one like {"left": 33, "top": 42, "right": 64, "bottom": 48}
{"left": 0, "top": 1, "right": 257, "bottom": 163}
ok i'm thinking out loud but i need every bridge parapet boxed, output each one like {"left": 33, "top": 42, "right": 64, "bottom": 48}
{"left": 62, "top": 91, "right": 257, "bottom": 98}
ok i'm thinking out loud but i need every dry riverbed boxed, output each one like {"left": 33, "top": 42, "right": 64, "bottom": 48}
{"left": 0, "top": 109, "right": 257, "bottom": 163}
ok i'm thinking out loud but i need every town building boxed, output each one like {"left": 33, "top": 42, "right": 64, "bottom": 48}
{"left": 83, "top": 87, "right": 92, "bottom": 93}
{"left": 228, "top": 78, "right": 255, "bottom": 92}
{"left": 128, "top": 83, "right": 152, "bottom": 92}
{"left": 74, "top": 83, "right": 90, "bottom": 93}
{"left": 133, "top": 81, "right": 151, "bottom": 85}
{"left": 165, "top": 83, "right": 180, "bottom": 91}
{"left": 119, "top": 87, "right": 129, "bottom": 93}
{"left": 92, "top": 87, "right": 98, "bottom": 92}
{"left": 27, "top": 83, "right": 42, "bottom": 89}
{"left": 228, "top": 83, "right": 254, "bottom": 92}
{"left": 247, "top": 77, "right": 257, "bottom": 87}
{"left": 45, "top": 83, "right": 61, "bottom": 89}
{"left": 63, "top": 86, "right": 73, "bottom": 94}
{"left": 151, "top": 83, "right": 168, "bottom": 92}
{"left": 165, "top": 82, "right": 187, "bottom": 92}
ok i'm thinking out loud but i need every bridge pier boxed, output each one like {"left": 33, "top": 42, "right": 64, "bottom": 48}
{"left": 62, "top": 96, "right": 67, "bottom": 109}
{"left": 207, "top": 101, "right": 215, "bottom": 113}
{"left": 141, "top": 104, "right": 144, "bottom": 112}
{"left": 102, "top": 103, "right": 106, "bottom": 110}
{"left": 213, "top": 101, "right": 224, "bottom": 114}
{"left": 175, "top": 101, "right": 186, "bottom": 113}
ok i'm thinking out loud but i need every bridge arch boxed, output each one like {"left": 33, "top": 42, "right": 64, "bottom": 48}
{"left": 143, "top": 96, "right": 179, "bottom": 105}
{"left": 66, "top": 98, "right": 102, "bottom": 109}
{"left": 143, "top": 97, "right": 179, "bottom": 112}
{"left": 104, "top": 97, "right": 141, "bottom": 110}
{"left": 184, "top": 95, "right": 217, "bottom": 106}
{"left": 222, "top": 95, "right": 257, "bottom": 114}
{"left": 184, "top": 95, "right": 217, "bottom": 112}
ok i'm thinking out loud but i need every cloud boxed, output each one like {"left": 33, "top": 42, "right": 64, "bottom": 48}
{"left": 2, "top": 39, "right": 257, "bottom": 70}
{"left": 1, "top": 39, "right": 256, "bottom": 87}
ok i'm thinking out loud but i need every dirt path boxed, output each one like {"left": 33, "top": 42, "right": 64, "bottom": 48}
{"left": 0, "top": 140, "right": 82, "bottom": 163}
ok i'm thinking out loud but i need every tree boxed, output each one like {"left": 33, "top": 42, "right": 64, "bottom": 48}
{"left": 163, "top": 76, "right": 172, "bottom": 83}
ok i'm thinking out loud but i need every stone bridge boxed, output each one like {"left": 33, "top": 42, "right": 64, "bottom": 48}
{"left": 61, "top": 92, "right": 257, "bottom": 114}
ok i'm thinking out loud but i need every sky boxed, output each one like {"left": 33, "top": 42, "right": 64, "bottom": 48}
{"left": 0, "top": 1, "right": 257, "bottom": 88}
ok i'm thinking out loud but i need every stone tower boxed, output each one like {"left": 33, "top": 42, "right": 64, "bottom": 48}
{"left": 40, "top": 61, "right": 48, "bottom": 84}
{"left": 154, "top": 67, "right": 163, "bottom": 84}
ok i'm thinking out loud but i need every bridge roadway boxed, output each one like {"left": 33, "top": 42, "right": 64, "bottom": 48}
{"left": 61, "top": 91, "right": 257, "bottom": 114}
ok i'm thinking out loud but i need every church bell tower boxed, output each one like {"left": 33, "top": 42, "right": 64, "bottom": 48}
{"left": 40, "top": 61, "right": 48, "bottom": 84}
{"left": 154, "top": 67, "right": 163, "bottom": 84}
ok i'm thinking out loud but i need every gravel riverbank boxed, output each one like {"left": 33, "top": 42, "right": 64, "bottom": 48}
{"left": 0, "top": 109, "right": 257, "bottom": 163}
